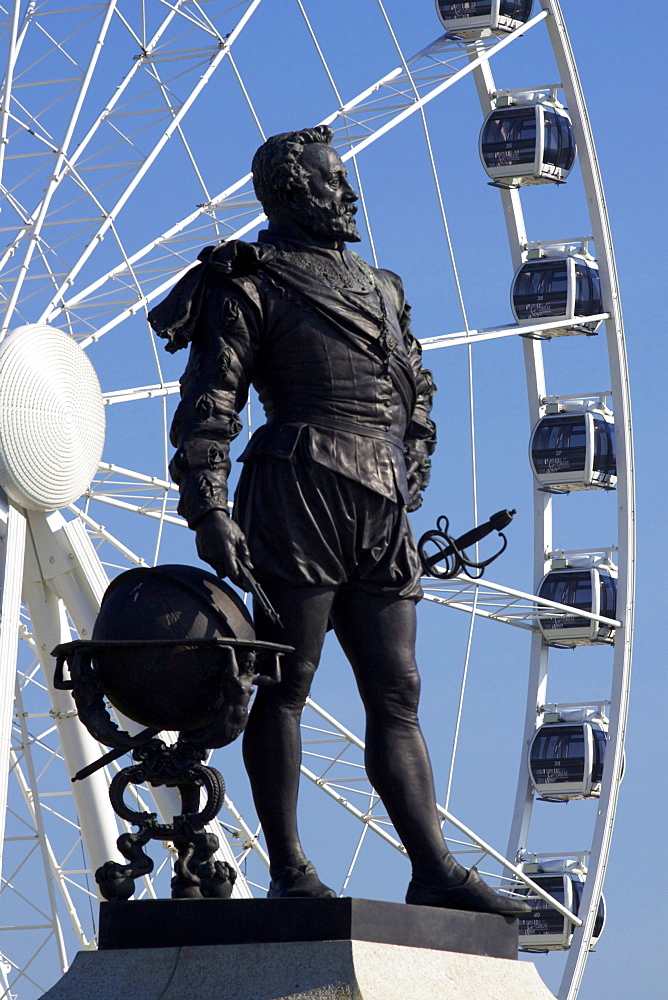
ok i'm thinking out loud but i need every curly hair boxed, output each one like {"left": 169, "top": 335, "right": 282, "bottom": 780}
{"left": 251, "top": 125, "right": 334, "bottom": 216}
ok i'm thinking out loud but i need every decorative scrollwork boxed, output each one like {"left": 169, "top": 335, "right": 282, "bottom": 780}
{"left": 181, "top": 646, "right": 257, "bottom": 749}
{"left": 96, "top": 826, "right": 155, "bottom": 902}
{"left": 53, "top": 647, "right": 155, "bottom": 751}
{"left": 99, "top": 737, "right": 229, "bottom": 900}
{"left": 171, "top": 827, "right": 236, "bottom": 900}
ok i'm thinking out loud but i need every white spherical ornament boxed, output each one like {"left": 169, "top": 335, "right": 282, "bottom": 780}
{"left": 0, "top": 324, "right": 105, "bottom": 511}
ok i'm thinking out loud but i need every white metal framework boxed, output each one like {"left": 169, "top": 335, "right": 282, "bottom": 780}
{"left": 0, "top": 4, "right": 631, "bottom": 1000}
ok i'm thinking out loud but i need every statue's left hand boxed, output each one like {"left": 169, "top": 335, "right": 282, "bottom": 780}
{"left": 195, "top": 510, "right": 253, "bottom": 590}
{"left": 405, "top": 452, "right": 432, "bottom": 512}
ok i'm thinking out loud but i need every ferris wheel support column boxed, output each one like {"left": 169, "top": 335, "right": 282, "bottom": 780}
{"left": 23, "top": 510, "right": 187, "bottom": 825}
{"left": 22, "top": 517, "right": 122, "bottom": 881}
{"left": 539, "top": 4, "right": 636, "bottom": 998}
{"left": 13, "top": 671, "right": 77, "bottom": 969}
{"left": 0, "top": 495, "right": 26, "bottom": 880}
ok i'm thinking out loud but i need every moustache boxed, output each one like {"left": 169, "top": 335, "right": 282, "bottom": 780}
{"left": 311, "top": 199, "right": 357, "bottom": 219}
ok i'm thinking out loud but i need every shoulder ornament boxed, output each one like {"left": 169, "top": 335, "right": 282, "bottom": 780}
{"left": 202, "top": 240, "right": 276, "bottom": 276}
{"left": 148, "top": 240, "right": 273, "bottom": 353}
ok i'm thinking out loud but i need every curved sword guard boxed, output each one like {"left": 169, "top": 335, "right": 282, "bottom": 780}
{"left": 418, "top": 509, "right": 516, "bottom": 581}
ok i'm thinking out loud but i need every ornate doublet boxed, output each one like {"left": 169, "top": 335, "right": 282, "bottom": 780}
{"left": 148, "top": 231, "right": 437, "bottom": 538}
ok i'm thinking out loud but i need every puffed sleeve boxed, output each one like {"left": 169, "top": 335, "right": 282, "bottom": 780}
{"left": 165, "top": 275, "right": 262, "bottom": 527}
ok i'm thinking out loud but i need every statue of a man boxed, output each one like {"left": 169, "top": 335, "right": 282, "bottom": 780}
{"left": 149, "top": 126, "right": 529, "bottom": 916}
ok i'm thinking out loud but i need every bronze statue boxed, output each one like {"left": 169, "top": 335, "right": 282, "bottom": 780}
{"left": 149, "top": 126, "right": 529, "bottom": 916}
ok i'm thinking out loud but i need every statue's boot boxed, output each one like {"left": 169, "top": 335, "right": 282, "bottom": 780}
{"left": 268, "top": 861, "right": 337, "bottom": 898}
{"left": 406, "top": 866, "right": 532, "bottom": 916}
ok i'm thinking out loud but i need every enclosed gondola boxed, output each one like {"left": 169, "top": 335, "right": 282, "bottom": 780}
{"left": 512, "top": 859, "right": 606, "bottom": 952}
{"left": 529, "top": 706, "right": 609, "bottom": 801}
{"left": 511, "top": 245, "right": 603, "bottom": 336}
{"left": 435, "top": 1, "right": 534, "bottom": 37}
{"left": 480, "top": 95, "right": 576, "bottom": 187}
{"left": 537, "top": 552, "right": 618, "bottom": 646}
{"left": 530, "top": 399, "right": 616, "bottom": 491}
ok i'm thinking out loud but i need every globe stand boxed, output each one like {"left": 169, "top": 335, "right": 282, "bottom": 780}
{"left": 98, "top": 736, "right": 232, "bottom": 901}
{"left": 53, "top": 635, "right": 292, "bottom": 901}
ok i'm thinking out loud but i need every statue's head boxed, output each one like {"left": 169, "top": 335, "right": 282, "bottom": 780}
{"left": 252, "top": 125, "right": 360, "bottom": 243}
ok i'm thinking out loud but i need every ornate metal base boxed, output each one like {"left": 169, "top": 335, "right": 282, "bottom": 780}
{"left": 95, "top": 738, "right": 235, "bottom": 902}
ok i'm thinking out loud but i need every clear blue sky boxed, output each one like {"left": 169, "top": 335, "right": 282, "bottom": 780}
{"left": 4, "top": 3, "right": 666, "bottom": 998}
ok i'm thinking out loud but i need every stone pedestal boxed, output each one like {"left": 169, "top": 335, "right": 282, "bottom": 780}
{"left": 40, "top": 898, "right": 556, "bottom": 1000}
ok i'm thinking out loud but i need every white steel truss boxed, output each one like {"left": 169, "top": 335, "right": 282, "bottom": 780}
{"left": 0, "top": 501, "right": 263, "bottom": 998}
{"left": 422, "top": 577, "right": 620, "bottom": 633}
{"left": 32, "top": 10, "right": 550, "bottom": 348}
{"left": 0, "top": 0, "right": 264, "bottom": 338}
{"left": 77, "top": 464, "right": 623, "bottom": 637}
{"left": 299, "top": 698, "right": 580, "bottom": 925}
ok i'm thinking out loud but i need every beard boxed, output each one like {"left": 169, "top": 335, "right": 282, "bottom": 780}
{"left": 293, "top": 196, "right": 361, "bottom": 243}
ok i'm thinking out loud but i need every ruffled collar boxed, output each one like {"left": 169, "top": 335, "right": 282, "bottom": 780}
{"left": 198, "top": 239, "right": 276, "bottom": 275}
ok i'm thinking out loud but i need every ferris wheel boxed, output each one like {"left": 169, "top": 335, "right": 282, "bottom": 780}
{"left": 0, "top": 3, "right": 633, "bottom": 1000}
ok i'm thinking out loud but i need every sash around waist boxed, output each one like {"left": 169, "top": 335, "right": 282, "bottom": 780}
{"left": 237, "top": 415, "right": 406, "bottom": 466}
{"left": 266, "top": 411, "right": 405, "bottom": 449}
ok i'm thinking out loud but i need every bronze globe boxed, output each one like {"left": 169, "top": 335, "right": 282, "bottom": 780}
{"left": 91, "top": 564, "right": 255, "bottom": 738}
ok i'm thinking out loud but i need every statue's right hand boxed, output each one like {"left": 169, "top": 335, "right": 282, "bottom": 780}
{"left": 195, "top": 509, "right": 253, "bottom": 590}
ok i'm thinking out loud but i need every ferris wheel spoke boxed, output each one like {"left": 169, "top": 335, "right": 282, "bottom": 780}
{"left": 376, "top": 0, "right": 474, "bottom": 337}
{"left": 0, "top": 0, "right": 263, "bottom": 337}
{"left": 54, "top": 171, "right": 257, "bottom": 326}
{"left": 326, "top": 12, "right": 548, "bottom": 155}
{"left": 32, "top": 49, "right": 232, "bottom": 331}
{"left": 82, "top": 493, "right": 184, "bottom": 528}
{"left": 102, "top": 380, "right": 180, "bottom": 404}
{"left": 339, "top": 809, "right": 376, "bottom": 897}
{"left": 83, "top": 461, "right": 184, "bottom": 530}
{"left": 47, "top": 15, "right": 550, "bottom": 348}
{"left": 420, "top": 314, "right": 611, "bottom": 350}
{"left": 0, "top": 0, "right": 26, "bottom": 197}
{"left": 442, "top": 589, "right": 479, "bottom": 813}
{"left": 295, "top": 0, "right": 379, "bottom": 265}
{"left": 91, "top": 461, "right": 178, "bottom": 494}
{"left": 34, "top": 0, "right": 263, "bottom": 326}
{"left": 0, "top": 114, "right": 161, "bottom": 335}
{"left": 300, "top": 699, "right": 579, "bottom": 922}
{"left": 1, "top": 1, "right": 120, "bottom": 334}
{"left": 145, "top": 66, "right": 218, "bottom": 207}
{"left": 423, "top": 575, "right": 621, "bottom": 633}
{"left": 78, "top": 461, "right": 187, "bottom": 568}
